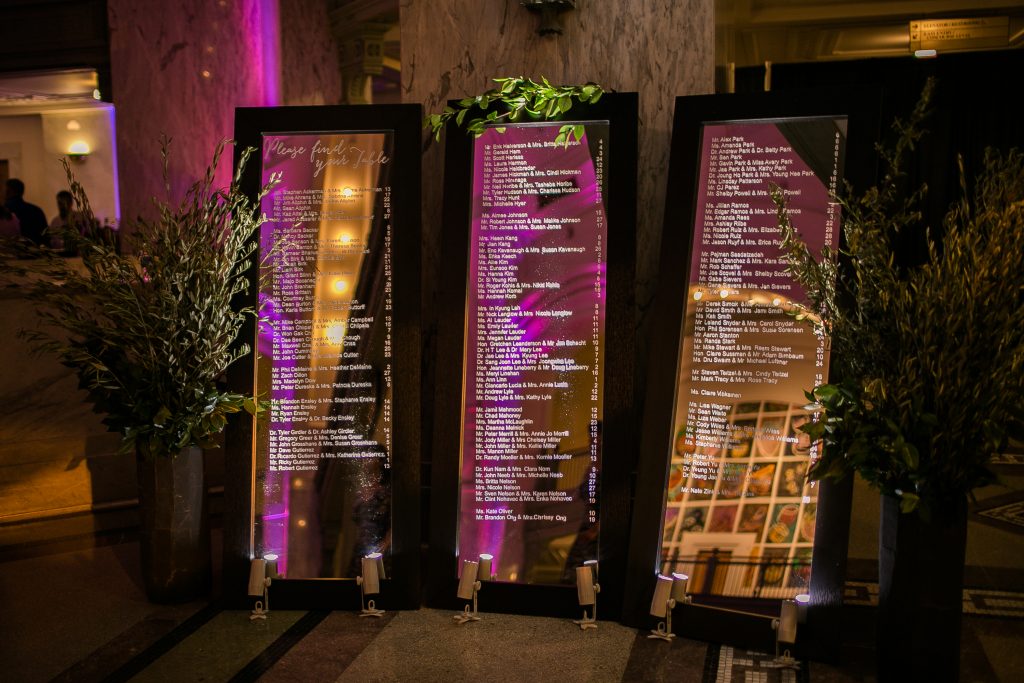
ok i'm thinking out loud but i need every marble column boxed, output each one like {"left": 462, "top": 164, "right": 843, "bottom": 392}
{"left": 108, "top": 0, "right": 276, "bottom": 224}
{"left": 108, "top": 0, "right": 342, "bottom": 225}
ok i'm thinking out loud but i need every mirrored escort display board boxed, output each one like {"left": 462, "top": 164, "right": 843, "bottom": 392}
{"left": 428, "top": 94, "right": 637, "bottom": 617}
{"left": 226, "top": 105, "right": 420, "bottom": 609}
{"left": 624, "top": 91, "right": 878, "bottom": 656}
{"left": 458, "top": 122, "right": 608, "bottom": 584}
{"left": 660, "top": 117, "right": 844, "bottom": 596}
{"left": 254, "top": 131, "right": 394, "bottom": 579}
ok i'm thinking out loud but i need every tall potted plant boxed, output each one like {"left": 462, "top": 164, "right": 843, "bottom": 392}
{"left": 771, "top": 81, "right": 1024, "bottom": 681}
{"left": 1, "top": 140, "right": 270, "bottom": 602}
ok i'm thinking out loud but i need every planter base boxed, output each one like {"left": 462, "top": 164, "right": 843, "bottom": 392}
{"left": 137, "top": 446, "right": 211, "bottom": 603}
{"left": 877, "top": 495, "right": 966, "bottom": 682}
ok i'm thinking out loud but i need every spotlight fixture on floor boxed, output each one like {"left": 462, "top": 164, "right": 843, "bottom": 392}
{"left": 370, "top": 551, "right": 387, "bottom": 581}
{"left": 795, "top": 592, "right": 809, "bottom": 624}
{"left": 264, "top": 553, "right": 280, "bottom": 579}
{"left": 477, "top": 553, "right": 495, "bottom": 581}
{"left": 248, "top": 557, "right": 272, "bottom": 620}
{"left": 453, "top": 558, "right": 484, "bottom": 624}
{"left": 647, "top": 574, "right": 678, "bottom": 642}
{"left": 573, "top": 561, "right": 600, "bottom": 630}
{"left": 769, "top": 597, "right": 800, "bottom": 669}
{"left": 357, "top": 553, "right": 385, "bottom": 618}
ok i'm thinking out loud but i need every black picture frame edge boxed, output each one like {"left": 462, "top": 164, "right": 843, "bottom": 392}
{"left": 224, "top": 103, "right": 423, "bottom": 611}
{"left": 622, "top": 88, "right": 881, "bottom": 661}
{"left": 425, "top": 93, "right": 639, "bottom": 619}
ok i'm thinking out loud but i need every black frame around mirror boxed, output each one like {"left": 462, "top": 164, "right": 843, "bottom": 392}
{"left": 224, "top": 104, "right": 421, "bottom": 610}
{"left": 426, "top": 93, "right": 638, "bottom": 619}
{"left": 623, "top": 89, "right": 880, "bottom": 660}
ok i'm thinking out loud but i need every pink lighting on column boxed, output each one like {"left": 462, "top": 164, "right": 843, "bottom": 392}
{"left": 250, "top": 0, "right": 282, "bottom": 106}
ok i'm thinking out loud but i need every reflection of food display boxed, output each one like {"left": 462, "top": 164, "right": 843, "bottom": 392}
{"left": 775, "top": 462, "right": 807, "bottom": 497}
{"left": 688, "top": 474, "right": 714, "bottom": 500}
{"left": 766, "top": 503, "right": 799, "bottom": 543}
{"left": 661, "top": 401, "right": 823, "bottom": 596}
{"left": 799, "top": 503, "right": 816, "bottom": 542}
{"left": 709, "top": 505, "right": 738, "bottom": 532}
{"left": 787, "top": 414, "right": 813, "bottom": 456}
{"left": 788, "top": 548, "right": 813, "bottom": 588}
{"left": 738, "top": 503, "right": 769, "bottom": 535}
{"left": 746, "top": 463, "right": 775, "bottom": 497}
{"left": 663, "top": 508, "right": 679, "bottom": 540}
{"left": 755, "top": 417, "right": 785, "bottom": 457}
{"left": 727, "top": 420, "right": 756, "bottom": 457}
{"left": 667, "top": 463, "right": 686, "bottom": 502}
{"left": 681, "top": 507, "right": 706, "bottom": 532}
{"left": 674, "top": 424, "right": 696, "bottom": 456}
{"left": 718, "top": 462, "right": 747, "bottom": 498}
{"left": 761, "top": 548, "right": 789, "bottom": 586}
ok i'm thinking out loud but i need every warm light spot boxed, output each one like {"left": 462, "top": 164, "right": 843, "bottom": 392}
{"left": 693, "top": 290, "right": 703, "bottom": 301}
{"left": 795, "top": 593, "right": 811, "bottom": 604}
{"left": 92, "top": 89, "right": 101, "bottom": 100}
{"left": 326, "top": 322, "right": 347, "bottom": 345}
{"left": 66, "top": 120, "right": 81, "bottom": 131}
{"left": 205, "top": 45, "right": 215, "bottom": 54}
{"left": 339, "top": 232, "right": 354, "bottom": 244}
{"left": 293, "top": 478, "right": 303, "bottom": 489}
{"left": 772, "top": 297, "right": 782, "bottom": 306}
{"left": 68, "top": 141, "right": 90, "bottom": 155}
{"left": 342, "top": 187, "right": 354, "bottom": 197}
{"left": 264, "top": 553, "right": 279, "bottom": 562}
{"left": 719, "top": 289, "right": 729, "bottom": 298}
{"left": 201, "top": 70, "right": 211, "bottom": 79}
{"left": 297, "top": 519, "right": 307, "bottom": 528}
{"left": 333, "top": 279, "right": 349, "bottom": 294}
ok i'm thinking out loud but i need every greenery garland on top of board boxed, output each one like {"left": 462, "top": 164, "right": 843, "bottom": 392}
{"left": 426, "top": 77, "right": 605, "bottom": 146}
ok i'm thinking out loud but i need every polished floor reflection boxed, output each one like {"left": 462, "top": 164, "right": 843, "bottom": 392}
{"left": 1, "top": 510, "right": 1022, "bottom": 682}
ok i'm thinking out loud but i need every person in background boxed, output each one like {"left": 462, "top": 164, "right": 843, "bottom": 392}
{"left": 49, "top": 190, "right": 77, "bottom": 255}
{"left": 4, "top": 178, "right": 48, "bottom": 247}
{"left": 0, "top": 204, "right": 19, "bottom": 239}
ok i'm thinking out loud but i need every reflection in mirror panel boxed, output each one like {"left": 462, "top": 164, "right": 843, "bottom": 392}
{"left": 253, "top": 131, "right": 394, "bottom": 579}
{"left": 457, "top": 122, "right": 608, "bottom": 585}
{"left": 660, "top": 117, "right": 846, "bottom": 598}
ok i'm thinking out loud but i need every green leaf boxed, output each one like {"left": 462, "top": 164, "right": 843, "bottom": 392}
{"left": 899, "top": 492, "right": 920, "bottom": 513}
{"left": 573, "top": 124, "right": 585, "bottom": 142}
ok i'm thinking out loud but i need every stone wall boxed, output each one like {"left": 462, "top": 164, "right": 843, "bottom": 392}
{"left": 280, "top": 0, "right": 343, "bottom": 105}
{"left": 108, "top": 0, "right": 341, "bottom": 226}
{"left": 400, "top": 0, "right": 715, "bottom": 467}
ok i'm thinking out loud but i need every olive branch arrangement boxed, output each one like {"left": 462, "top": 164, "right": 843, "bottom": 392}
{"left": 426, "top": 76, "right": 605, "bottom": 145}
{"left": 770, "top": 80, "right": 1024, "bottom": 516}
{"left": 1, "top": 139, "right": 275, "bottom": 459}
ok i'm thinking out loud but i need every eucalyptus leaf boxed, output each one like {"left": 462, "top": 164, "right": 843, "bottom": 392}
{"left": 425, "top": 77, "right": 606, "bottom": 144}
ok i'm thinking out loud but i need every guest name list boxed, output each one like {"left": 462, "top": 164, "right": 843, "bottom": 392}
{"left": 458, "top": 123, "right": 609, "bottom": 582}
{"left": 676, "top": 118, "right": 845, "bottom": 485}
{"left": 258, "top": 132, "right": 393, "bottom": 472}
